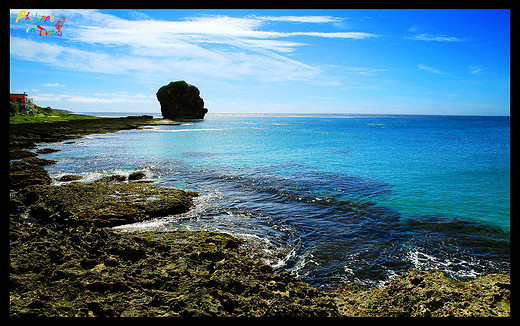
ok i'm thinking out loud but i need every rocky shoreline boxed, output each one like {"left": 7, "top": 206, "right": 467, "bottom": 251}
{"left": 9, "top": 116, "right": 510, "bottom": 317}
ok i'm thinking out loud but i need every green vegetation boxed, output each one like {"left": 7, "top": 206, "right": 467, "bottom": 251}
{"left": 10, "top": 105, "right": 101, "bottom": 124}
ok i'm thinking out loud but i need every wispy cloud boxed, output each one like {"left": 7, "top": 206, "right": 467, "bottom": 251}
{"left": 126, "top": 9, "right": 151, "bottom": 20}
{"left": 10, "top": 10, "right": 376, "bottom": 83}
{"left": 290, "top": 32, "right": 375, "bottom": 39}
{"left": 65, "top": 14, "right": 376, "bottom": 48}
{"left": 33, "top": 91, "right": 155, "bottom": 104}
{"left": 43, "top": 82, "right": 65, "bottom": 87}
{"left": 469, "top": 65, "right": 484, "bottom": 74}
{"left": 10, "top": 37, "right": 151, "bottom": 75}
{"left": 408, "top": 33, "right": 463, "bottom": 42}
{"left": 255, "top": 15, "right": 342, "bottom": 23}
{"left": 417, "top": 63, "right": 447, "bottom": 75}
{"left": 342, "top": 66, "right": 388, "bottom": 76}
{"left": 404, "top": 24, "right": 463, "bottom": 42}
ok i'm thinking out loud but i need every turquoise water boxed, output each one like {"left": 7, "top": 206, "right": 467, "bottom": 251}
{"left": 43, "top": 113, "right": 510, "bottom": 288}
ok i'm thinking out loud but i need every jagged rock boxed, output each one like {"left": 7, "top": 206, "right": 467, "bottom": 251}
{"left": 10, "top": 159, "right": 52, "bottom": 189}
{"left": 36, "top": 148, "right": 61, "bottom": 154}
{"left": 156, "top": 81, "right": 208, "bottom": 120}
{"left": 128, "top": 171, "right": 146, "bottom": 180}
{"left": 9, "top": 218, "right": 339, "bottom": 317}
{"left": 96, "top": 175, "right": 127, "bottom": 183}
{"left": 334, "top": 269, "right": 510, "bottom": 317}
{"left": 58, "top": 174, "right": 83, "bottom": 182}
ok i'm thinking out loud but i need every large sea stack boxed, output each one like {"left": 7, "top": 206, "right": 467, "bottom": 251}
{"left": 156, "top": 81, "right": 208, "bottom": 120}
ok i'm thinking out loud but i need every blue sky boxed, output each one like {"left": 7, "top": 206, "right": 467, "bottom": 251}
{"left": 10, "top": 9, "right": 510, "bottom": 115}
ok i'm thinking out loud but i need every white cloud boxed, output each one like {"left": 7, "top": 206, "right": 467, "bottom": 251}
{"left": 255, "top": 15, "right": 342, "bottom": 23}
{"left": 127, "top": 10, "right": 151, "bottom": 21}
{"left": 417, "top": 63, "right": 446, "bottom": 75}
{"left": 33, "top": 91, "right": 155, "bottom": 104}
{"left": 469, "top": 65, "right": 484, "bottom": 74}
{"left": 10, "top": 37, "right": 149, "bottom": 75}
{"left": 65, "top": 13, "right": 375, "bottom": 49}
{"left": 43, "top": 82, "right": 65, "bottom": 87}
{"left": 10, "top": 35, "right": 317, "bottom": 83}
{"left": 409, "top": 33, "right": 462, "bottom": 42}
{"left": 290, "top": 32, "right": 375, "bottom": 39}
{"left": 10, "top": 11, "right": 375, "bottom": 83}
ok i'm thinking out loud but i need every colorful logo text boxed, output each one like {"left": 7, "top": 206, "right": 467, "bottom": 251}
{"left": 15, "top": 10, "right": 65, "bottom": 37}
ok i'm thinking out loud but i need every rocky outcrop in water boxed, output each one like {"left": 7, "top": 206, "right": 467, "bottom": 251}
{"left": 156, "top": 81, "right": 208, "bottom": 120}
{"left": 12, "top": 182, "right": 195, "bottom": 228}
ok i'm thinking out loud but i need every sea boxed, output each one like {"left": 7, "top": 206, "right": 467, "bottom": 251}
{"left": 41, "top": 112, "right": 510, "bottom": 289}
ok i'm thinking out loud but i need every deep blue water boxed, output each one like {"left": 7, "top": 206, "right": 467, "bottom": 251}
{"left": 42, "top": 113, "right": 510, "bottom": 288}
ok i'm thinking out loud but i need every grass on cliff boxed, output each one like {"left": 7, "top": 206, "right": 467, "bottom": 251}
{"left": 10, "top": 109, "right": 101, "bottom": 124}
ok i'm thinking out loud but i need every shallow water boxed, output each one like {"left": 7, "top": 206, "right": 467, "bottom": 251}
{"left": 42, "top": 113, "right": 510, "bottom": 288}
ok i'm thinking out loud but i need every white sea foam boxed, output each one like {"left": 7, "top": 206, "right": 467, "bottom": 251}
{"left": 51, "top": 168, "right": 134, "bottom": 185}
{"left": 113, "top": 217, "right": 171, "bottom": 232}
{"left": 406, "top": 248, "right": 481, "bottom": 280}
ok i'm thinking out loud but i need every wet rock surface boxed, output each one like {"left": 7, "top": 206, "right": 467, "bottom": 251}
{"left": 10, "top": 158, "right": 53, "bottom": 190}
{"left": 10, "top": 210, "right": 511, "bottom": 317}
{"left": 334, "top": 269, "right": 510, "bottom": 317}
{"left": 12, "top": 182, "right": 195, "bottom": 228}
{"left": 9, "top": 216, "right": 338, "bottom": 317}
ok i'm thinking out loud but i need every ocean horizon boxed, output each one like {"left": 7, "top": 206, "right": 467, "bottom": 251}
{"left": 41, "top": 112, "right": 510, "bottom": 289}
{"left": 76, "top": 111, "right": 511, "bottom": 118}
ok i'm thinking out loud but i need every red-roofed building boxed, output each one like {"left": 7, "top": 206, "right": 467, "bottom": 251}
{"left": 10, "top": 92, "right": 35, "bottom": 111}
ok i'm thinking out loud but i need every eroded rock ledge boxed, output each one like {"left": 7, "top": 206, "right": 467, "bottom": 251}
{"left": 9, "top": 215, "right": 338, "bottom": 317}
{"left": 333, "top": 269, "right": 510, "bottom": 317}
{"left": 12, "top": 182, "right": 196, "bottom": 228}
{"left": 9, "top": 207, "right": 511, "bottom": 317}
